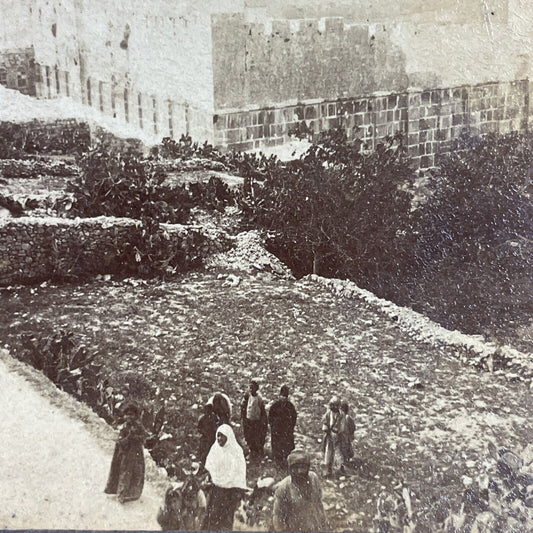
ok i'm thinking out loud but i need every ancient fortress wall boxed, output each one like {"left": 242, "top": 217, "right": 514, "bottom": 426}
{"left": 212, "top": 16, "right": 409, "bottom": 110}
{"left": 1, "top": 0, "right": 533, "bottom": 167}
{"left": 211, "top": 0, "right": 531, "bottom": 111}
{"left": 0, "top": 0, "right": 244, "bottom": 143}
{"left": 214, "top": 79, "right": 530, "bottom": 168}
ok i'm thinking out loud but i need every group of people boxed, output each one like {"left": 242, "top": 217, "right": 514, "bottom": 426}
{"left": 198, "top": 381, "right": 298, "bottom": 468}
{"left": 103, "top": 383, "right": 356, "bottom": 531}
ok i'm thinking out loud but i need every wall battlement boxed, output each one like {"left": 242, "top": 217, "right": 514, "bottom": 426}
{"left": 212, "top": 13, "right": 408, "bottom": 110}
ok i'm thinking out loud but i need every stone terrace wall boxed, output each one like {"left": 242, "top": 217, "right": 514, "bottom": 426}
{"left": 214, "top": 79, "right": 530, "bottom": 169}
{"left": 0, "top": 217, "right": 216, "bottom": 285}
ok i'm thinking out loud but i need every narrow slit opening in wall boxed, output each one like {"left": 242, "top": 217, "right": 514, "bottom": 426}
{"left": 65, "top": 71, "right": 70, "bottom": 97}
{"left": 55, "top": 66, "right": 60, "bottom": 94}
{"left": 152, "top": 97, "right": 158, "bottom": 135}
{"left": 138, "top": 93, "right": 143, "bottom": 129}
{"left": 99, "top": 81, "right": 104, "bottom": 112}
{"left": 111, "top": 76, "right": 116, "bottom": 117}
{"left": 86, "top": 78, "right": 92, "bottom": 107}
{"left": 168, "top": 101, "right": 173, "bottom": 138}
{"left": 45, "top": 66, "right": 51, "bottom": 97}
{"left": 124, "top": 88, "right": 129, "bottom": 123}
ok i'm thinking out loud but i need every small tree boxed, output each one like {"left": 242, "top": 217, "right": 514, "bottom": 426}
{"left": 243, "top": 129, "right": 416, "bottom": 289}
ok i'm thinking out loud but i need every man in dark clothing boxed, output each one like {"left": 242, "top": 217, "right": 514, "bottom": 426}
{"left": 268, "top": 385, "right": 297, "bottom": 467}
{"left": 240, "top": 380, "right": 268, "bottom": 457}
{"left": 197, "top": 403, "right": 218, "bottom": 465}
{"left": 340, "top": 400, "right": 355, "bottom": 464}
{"left": 272, "top": 449, "right": 327, "bottom": 532}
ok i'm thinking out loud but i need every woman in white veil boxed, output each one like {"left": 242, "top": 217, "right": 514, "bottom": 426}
{"left": 203, "top": 424, "right": 247, "bottom": 530}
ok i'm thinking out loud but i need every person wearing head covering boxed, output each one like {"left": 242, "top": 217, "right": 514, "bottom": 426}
{"left": 240, "top": 380, "right": 268, "bottom": 458}
{"left": 104, "top": 402, "right": 149, "bottom": 503}
{"left": 340, "top": 400, "right": 356, "bottom": 464}
{"left": 203, "top": 424, "right": 247, "bottom": 530}
{"left": 268, "top": 385, "right": 297, "bottom": 467}
{"left": 207, "top": 392, "right": 232, "bottom": 425}
{"left": 322, "top": 396, "right": 346, "bottom": 477}
{"left": 272, "top": 449, "right": 327, "bottom": 532}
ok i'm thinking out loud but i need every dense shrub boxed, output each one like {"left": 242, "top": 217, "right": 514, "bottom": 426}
{"left": 118, "top": 217, "right": 209, "bottom": 278}
{"left": 152, "top": 135, "right": 282, "bottom": 183}
{"left": 15, "top": 329, "right": 101, "bottom": 398}
{"left": 242, "top": 130, "right": 416, "bottom": 292}
{"left": 0, "top": 121, "right": 90, "bottom": 158}
{"left": 408, "top": 132, "right": 533, "bottom": 333}
{"left": 67, "top": 144, "right": 245, "bottom": 222}
{"left": 188, "top": 176, "right": 237, "bottom": 212}
{"left": 416, "top": 132, "right": 533, "bottom": 268}
{"left": 151, "top": 134, "right": 223, "bottom": 161}
{"left": 67, "top": 146, "right": 193, "bottom": 223}
{"left": 13, "top": 328, "right": 168, "bottom": 453}
{"left": 0, "top": 193, "right": 25, "bottom": 216}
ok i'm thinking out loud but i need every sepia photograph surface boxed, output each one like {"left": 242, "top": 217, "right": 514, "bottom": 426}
{"left": 0, "top": 1, "right": 532, "bottom": 532}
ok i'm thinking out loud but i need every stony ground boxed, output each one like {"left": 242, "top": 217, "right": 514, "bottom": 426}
{"left": 1, "top": 269, "right": 532, "bottom": 531}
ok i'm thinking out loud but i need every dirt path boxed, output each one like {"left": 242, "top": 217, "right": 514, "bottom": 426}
{"left": 0, "top": 351, "right": 167, "bottom": 530}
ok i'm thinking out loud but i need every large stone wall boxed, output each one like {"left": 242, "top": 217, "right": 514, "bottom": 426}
{"left": 2, "top": 0, "right": 533, "bottom": 152}
{"left": 212, "top": 15, "right": 409, "bottom": 110}
{"left": 214, "top": 79, "right": 530, "bottom": 169}
{"left": 211, "top": 2, "right": 533, "bottom": 112}
{"left": 0, "top": 0, "right": 243, "bottom": 143}
{"left": 0, "top": 216, "right": 216, "bottom": 285}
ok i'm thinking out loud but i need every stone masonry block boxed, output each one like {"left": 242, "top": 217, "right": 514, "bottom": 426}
{"left": 305, "top": 105, "right": 318, "bottom": 119}
{"left": 353, "top": 100, "right": 368, "bottom": 114}
{"left": 431, "top": 91, "right": 441, "bottom": 104}
{"left": 377, "top": 111, "right": 388, "bottom": 125}
{"left": 387, "top": 95, "right": 398, "bottom": 108}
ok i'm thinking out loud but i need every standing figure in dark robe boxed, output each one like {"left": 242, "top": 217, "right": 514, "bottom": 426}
{"left": 272, "top": 449, "right": 327, "bottom": 532}
{"left": 340, "top": 401, "right": 355, "bottom": 464}
{"left": 105, "top": 402, "right": 149, "bottom": 503}
{"left": 268, "top": 385, "right": 297, "bottom": 467}
{"left": 240, "top": 380, "right": 268, "bottom": 458}
{"left": 203, "top": 424, "right": 248, "bottom": 531}
{"left": 198, "top": 403, "right": 218, "bottom": 465}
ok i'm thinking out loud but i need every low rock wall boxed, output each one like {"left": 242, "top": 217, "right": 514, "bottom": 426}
{"left": 0, "top": 216, "right": 222, "bottom": 285}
